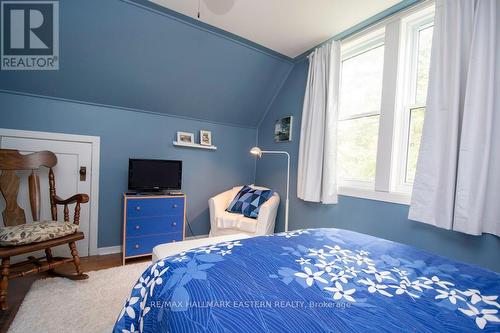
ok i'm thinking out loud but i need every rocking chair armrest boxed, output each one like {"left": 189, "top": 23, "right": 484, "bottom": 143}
{"left": 54, "top": 193, "right": 89, "bottom": 205}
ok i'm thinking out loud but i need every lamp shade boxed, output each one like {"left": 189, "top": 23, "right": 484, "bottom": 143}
{"left": 250, "top": 147, "right": 262, "bottom": 158}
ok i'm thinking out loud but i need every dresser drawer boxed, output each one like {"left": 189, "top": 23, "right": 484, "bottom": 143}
{"left": 126, "top": 197, "right": 184, "bottom": 218}
{"left": 126, "top": 216, "right": 183, "bottom": 237}
{"left": 125, "top": 233, "right": 183, "bottom": 257}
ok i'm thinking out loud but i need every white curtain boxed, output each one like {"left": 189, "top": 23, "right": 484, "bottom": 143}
{"left": 409, "top": 0, "right": 500, "bottom": 236}
{"left": 297, "top": 41, "right": 340, "bottom": 204}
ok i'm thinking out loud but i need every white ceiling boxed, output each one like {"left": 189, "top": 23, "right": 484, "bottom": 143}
{"left": 150, "top": 0, "right": 402, "bottom": 58}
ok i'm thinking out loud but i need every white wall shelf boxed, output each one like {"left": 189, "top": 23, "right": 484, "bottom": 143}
{"left": 173, "top": 141, "right": 217, "bottom": 150}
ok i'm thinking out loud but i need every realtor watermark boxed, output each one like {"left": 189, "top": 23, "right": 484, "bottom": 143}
{"left": 150, "top": 300, "right": 353, "bottom": 310}
{"left": 1, "top": 0, "right": 59, "bottom": 70}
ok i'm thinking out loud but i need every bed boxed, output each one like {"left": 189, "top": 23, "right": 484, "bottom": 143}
{"left": 113, "top": 228, "right": 500, "bottom": 332}
{"left": 151, "top": 234, "right": 251, "bottom": 263}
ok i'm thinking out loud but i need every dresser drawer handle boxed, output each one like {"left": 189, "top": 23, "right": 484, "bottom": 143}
{"left": 171, "top": 222, "right": 177, "bottom": 227}
{"left": 134, "top": 244, "right": 140, "bottom": 249}
{"left": 172, "top": 204, "right": 178, "bottom": 208}
{"left": 135, "top": 206, "right": 141, "bottom": 211}
{"left": 135, "top": 225, "right": 140, "bottom": 230}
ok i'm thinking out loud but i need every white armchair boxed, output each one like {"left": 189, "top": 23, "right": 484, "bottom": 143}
{"left": 208, "top": 186, "right": 280, "bottom": 237}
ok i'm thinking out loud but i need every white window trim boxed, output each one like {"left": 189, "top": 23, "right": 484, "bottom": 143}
{"left": 341, "top": 29, "right": 385, "bottom": 61}
{"left": 393, "top": 8, "right": 435, "bottom": 194}
{"left": 337, "top": 1, "right": 434, "bottom": 206}
{"left": 338, "top": 186, "right": 411, "bottom": 205}
{"left": 374, "top": 17, "right": 401, "bottom": 194}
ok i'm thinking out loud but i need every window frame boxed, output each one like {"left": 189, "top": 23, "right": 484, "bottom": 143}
{"left": 393, "top": 9, "right": 434, "bottom": 194}
{"left": 337, "top": 28, "right": 385, "bottom": 190}
{"left": 336, "top": 1, "right": 435, "bottom": 205}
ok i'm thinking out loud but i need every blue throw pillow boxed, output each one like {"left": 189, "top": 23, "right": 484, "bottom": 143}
{"left": 226, "top": 185, "right": 273, "bottom": 219}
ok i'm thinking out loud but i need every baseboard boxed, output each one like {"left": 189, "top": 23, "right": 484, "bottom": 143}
{"left": 97, "top": 245, "right": 122, "bottom": 255}
{"left": 96, "top": 234, "right": 209, "bottom": 256}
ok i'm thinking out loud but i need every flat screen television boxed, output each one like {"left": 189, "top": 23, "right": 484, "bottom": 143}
{"left": 128, "top": 159, "right": 182, "bottom": 191}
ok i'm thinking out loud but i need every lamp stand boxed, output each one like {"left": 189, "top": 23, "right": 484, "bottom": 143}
{"left": 260, "top": 150, "right": 290, "bottom": 232}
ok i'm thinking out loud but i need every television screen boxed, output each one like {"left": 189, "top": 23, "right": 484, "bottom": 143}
{"left": 128, "top": 159, "right": 182, "bottom": 191}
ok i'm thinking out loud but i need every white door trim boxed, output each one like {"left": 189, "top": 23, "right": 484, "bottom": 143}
{"left": 0, "top": 128, "right": 100, "bottom": 256}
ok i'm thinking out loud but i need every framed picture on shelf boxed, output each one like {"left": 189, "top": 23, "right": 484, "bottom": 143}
{"left": 200, "top": 130, "right": 212, "bottom": 146}
{"left": 274, "top": 116, "right": 293, "bottom": 142}
{"left": 177, "top": 131, "right": 194, "bottom": 144}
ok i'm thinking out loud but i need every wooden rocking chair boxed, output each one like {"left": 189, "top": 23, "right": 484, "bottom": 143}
{"left": 0, "top": 149, "right": 89, "bottom": 310}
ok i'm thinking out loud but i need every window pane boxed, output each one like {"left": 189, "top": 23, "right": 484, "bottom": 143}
{"left": 415, "top": 26, "right": 433, "bottom": 105}
{"left": 405, "top": 107, "right": 425, "bottom": 183}
{"left": 339, "top": 45, "right": 384, "bottom": 119}
{"left": 338, "top": 115, "right": 379, "bottom": 182}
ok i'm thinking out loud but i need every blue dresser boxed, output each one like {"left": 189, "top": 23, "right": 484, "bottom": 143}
{"left": 123, "top": 194, "right": 185, "bottom": 264}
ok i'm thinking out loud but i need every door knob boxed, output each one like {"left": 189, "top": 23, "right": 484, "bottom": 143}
{"left": 135, "top": 225, "right": 140, "bottom": 230}
{"left": 79, "top": 166, "right": 87, "bottom": 181}
{"left": 134, "top": 244, "right": 140, "bottom": 249}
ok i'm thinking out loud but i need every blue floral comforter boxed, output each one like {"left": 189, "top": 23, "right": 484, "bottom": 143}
{"left": 114, "top": 228, "right": 500, "bottom": 332}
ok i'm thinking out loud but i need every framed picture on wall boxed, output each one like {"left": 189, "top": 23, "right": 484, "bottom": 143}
{"left": 200, "top": 130, "right": 212, "bottom": 146}
{"left": 274, "top": 116, "right": 293, "bottom": 142}
{"left": 177, "top": 131, "right": 194, "bottom": 144}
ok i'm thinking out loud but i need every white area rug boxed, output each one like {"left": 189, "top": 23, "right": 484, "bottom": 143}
{"left": 8, "top": 262, "right": 150, "bottom": 333}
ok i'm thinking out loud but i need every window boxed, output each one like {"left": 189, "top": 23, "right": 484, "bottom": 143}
{"left": 338, "top": 30, "right": 385, "bottom": 187}
{"left": 396, "top": 8, "right": 434, "bottom": 192}
{"left": 405, "top": 106, "right": 425, "bottom": 183}
{"left": 415, "top": 26, "right": 433, "bottom": 105}
{"left": 336, "top": 4, "right": 434, "bottom": 204}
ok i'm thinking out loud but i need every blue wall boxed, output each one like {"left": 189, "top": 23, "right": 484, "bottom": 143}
{"left": 0, "top": 0, "right": 292, "bottom": 127}
{"left": 1, "top": 0, "right": 498, "bottom": 272}
{"left": 0, "top": 92, "right": 256, "bottom": 247}
{"left": 255, "top": 60, "right": 500, "bottom": 272}
{"left": 0, "top": 0, "right": 295, "bottom": 248}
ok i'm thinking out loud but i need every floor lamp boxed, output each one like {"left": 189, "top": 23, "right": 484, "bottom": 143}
{"left": 250, "top": 147, "right": 290, "bottom": 232}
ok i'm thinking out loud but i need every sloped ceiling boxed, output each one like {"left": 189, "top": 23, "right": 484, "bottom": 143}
{"left": 0, "top": 0, "right": 411, "bottom": 127}
{"left": 0, "top": 0, "right": 292, "bottom": 127}
{"left": 150, "top": 0, "right": 402, "bottom": 58}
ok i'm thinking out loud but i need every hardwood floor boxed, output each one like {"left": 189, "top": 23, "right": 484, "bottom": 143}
{"left": 0, "top": 253, "right": 147, "bottom": 333}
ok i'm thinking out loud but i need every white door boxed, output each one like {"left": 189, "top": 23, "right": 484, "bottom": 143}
{"left": 0, "top": 136, "right": 92, "bottom": 259}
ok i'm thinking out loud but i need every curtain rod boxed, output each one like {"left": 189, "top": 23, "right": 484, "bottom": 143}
{"left": 341, "top": 0, "right": 433, "bottom": 44}
{"left": 303, "top": 0, "right": 432, "bottom": 60}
